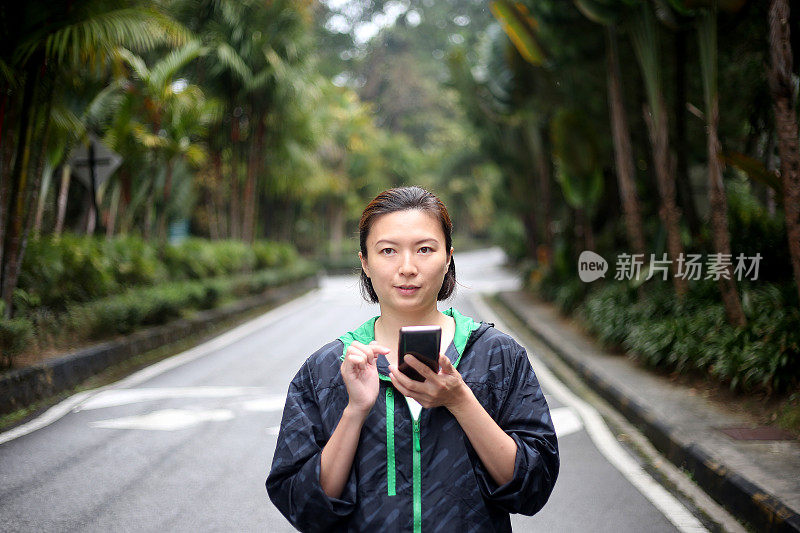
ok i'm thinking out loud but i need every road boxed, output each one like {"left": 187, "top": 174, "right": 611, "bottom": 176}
{"left": 0, "top": 248, "right": 709, "bottom": 532}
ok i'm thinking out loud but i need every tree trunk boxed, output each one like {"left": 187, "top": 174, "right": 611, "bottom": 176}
{"left": 575, "top": 208, "right": 596, "bottom": 254}
{"left": 33, "top": 162, "right": 54, "bottom": 236}
{"left": 521, "top": 209, "right": 539, "bottom": 259}
{"left": 157, "top": 158, "right": 173, "bottom": 242}
{"left": 1, "top": 66, "right": 39, "bottom": 317}
{"left": 768, "top": 0, "right": 800, "bottom": 305}
{"left": 229, "top": 119, "right": 241, "bottom": 241}
{"left": 242, "top": 118, "right": 264, "bottom": 244}
{"left": 2, "top": 61, "right": 53, "bottom": 318}
{"left": 54, "top": 164, "right": 70, "bottom": 236}
{"left": 698, "top": 8, "right": 746, "bottom": 327}
{"left": 142, "top": 181, "right": 154, "bottom": 241}
{"left": 0, "top": 90, "right": 12, "bottom": 276}
{"left": 85, "top": 192, "right": 97, "bottom": 235}
{"left": 606, "top": 26, "right": 647, "bottom": 257}
{"left": 628, "top": 3, "right": 687, "bottom": 297}
{"left": 673, "top": 27, "right": 702, "bottom": 242}
{"left": 529, "top": 122, "right": 553, "bottom": 265}
{"left": 707, "top": 97, "right": 746, "bottom": 326}
{"left": 329, "top": 200, "right": 345, "bottom": 260}
{"left": 643, "top": 100, "right": 688, "bottom": 297}
{"left": 106, "top": 182, "right": 120, "bottom": 238}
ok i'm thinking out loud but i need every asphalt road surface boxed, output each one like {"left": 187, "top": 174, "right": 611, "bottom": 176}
{"left": 0, "top": 248, "right": 708, "bottom": 532}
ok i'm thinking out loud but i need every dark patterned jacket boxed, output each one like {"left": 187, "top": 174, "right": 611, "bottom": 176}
{"left": 266, "top": 307, "right": 559, "bottom": 532}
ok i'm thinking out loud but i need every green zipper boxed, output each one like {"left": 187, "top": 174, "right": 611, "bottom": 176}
{"left": 412, "top": 419, "right": 422, "bottom": 533}
{"left": 386, "top": 387, "right": 396, "bottom": 496}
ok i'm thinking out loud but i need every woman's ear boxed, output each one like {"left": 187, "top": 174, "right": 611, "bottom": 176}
{"left": 447, "top": 247, "right": 454, "bottom": 269}
{"left": 359, "top": 251, "right": 370, "bottom": 278}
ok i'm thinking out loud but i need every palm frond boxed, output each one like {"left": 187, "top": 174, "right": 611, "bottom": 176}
{"left": 115, "top": 47, "right": 150, "bottom": 82}
{"left": 85, "top": 79, "right": 126, "bottom": 129}
{"left": 0, "top": 58, "right": 19, "bottom": 89}
{"left": 16, "top": 7, "right": 191, "bottom": 68}
{"left": 149, "top": 40, "right": 207, "bottom": 92}
{"left": 214, "top": 42, "right": 253, "bottom": 83}
{"left": 50, "top": 105, "right": 86, "bottom": 141}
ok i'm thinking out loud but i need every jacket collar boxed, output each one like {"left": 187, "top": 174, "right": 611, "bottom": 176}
{"left": 338, "top": 307, "right": 482, "bottom": 377}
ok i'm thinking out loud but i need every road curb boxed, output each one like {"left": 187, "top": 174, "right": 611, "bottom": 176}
{"left": 0, "top": 275, "right": 318, "bottom": 416}
{"left": 494, "top": 291, "right": 800, "bottom": 533}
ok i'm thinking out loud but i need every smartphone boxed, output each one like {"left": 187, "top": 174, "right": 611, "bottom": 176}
{"left": 398, "top": 325, "right": 441, "bottom": 382}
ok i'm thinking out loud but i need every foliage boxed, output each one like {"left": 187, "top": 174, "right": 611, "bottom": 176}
{"left": 57, "top": 260, "right": 316, "bottom": 340}
{"left": 16, "top": 234, "right": 299, "bottom": 312}
{"left": 0, "top": 260, "right": 318, "bottom": 368}
{"left": 0, "top": 318, "right": 34, "bottom": 367}
{"left": 577, "top": 280, "right": 800, "bottom": 394}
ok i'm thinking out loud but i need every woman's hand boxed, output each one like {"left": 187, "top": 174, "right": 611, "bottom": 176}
{"left": 341, "top": 340, "right": 389, "bottom": 416}
{"left": 388, "top": 353, "right": 470, "bottom": 411}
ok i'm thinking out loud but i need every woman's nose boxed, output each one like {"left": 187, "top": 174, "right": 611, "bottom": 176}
{"left": 399, "top": 252, "right": 417, "bottom": 275}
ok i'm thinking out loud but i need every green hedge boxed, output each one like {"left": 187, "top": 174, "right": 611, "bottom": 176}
{"left": 17, "top": 234, "right": 299, "bottom": 312}
{"left": 63, "top": 261, "right": 316, "bottom": 340}
{"left": 577, "top": 280, "right": 800, "bottom": 394}
{"left": 0, "top": 318, "right": 34, "bottom": 367}
{"left": 0, "top": 260, "right": 317, "bottom": 365}
{"left": 3, "top": 234, "right": 314, "bottom": 369}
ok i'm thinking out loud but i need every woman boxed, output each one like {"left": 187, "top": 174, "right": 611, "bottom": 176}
{"left": 266, "top": 186, "right": 559, "bottom": 532}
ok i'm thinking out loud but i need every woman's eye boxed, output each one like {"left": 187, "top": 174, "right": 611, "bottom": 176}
{"left": 419, "top": 246, "right": 431, "bottom": 254}
{"left": 380, "top": 248, "right": 395, "bottom": 255}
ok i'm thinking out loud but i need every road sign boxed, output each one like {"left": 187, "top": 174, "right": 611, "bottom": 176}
{"left": 68, "top": 135, "right": 122, "bottom": 189}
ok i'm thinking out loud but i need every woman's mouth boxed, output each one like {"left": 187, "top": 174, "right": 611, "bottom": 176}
{"left": 395, "top": 285, "right": 420, "bottom": 296}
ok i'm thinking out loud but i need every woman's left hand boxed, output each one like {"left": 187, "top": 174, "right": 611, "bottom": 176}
{"left": 389, "top": 353, "right": 469, "bottom": 411}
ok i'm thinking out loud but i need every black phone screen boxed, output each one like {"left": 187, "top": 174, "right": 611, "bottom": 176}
{"left": 397, "top": 325, "right": 441, "bottom": 382}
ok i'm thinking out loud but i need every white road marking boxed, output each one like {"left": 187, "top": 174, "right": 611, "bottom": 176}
{"left": 90, "top": 409, "right": 234, "bottom": 431}
{"left": 0, "top": 290, "right": 319, "bottom": 445}
{"left": 549, "top": 406, "right": 582, "bottom": 438}
{"left": 470, "top": 294, "right": 708, "bottom": 533}
{"left": 241, "top": 397, "right": 287, "bottom": 412}
{"left": 75, "top": 386, "right": 272, "bottom": 411}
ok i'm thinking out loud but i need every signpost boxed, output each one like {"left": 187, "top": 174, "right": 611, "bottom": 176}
{"left": 68, "top": 135, "right": 122, "bottom": 234}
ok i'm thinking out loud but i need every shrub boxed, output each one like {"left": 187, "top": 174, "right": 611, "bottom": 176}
{"left": 0, "top": 318, "right": 34, "bottom": 368}
{"left": 576, "top": 278, "right": 800, "bottom": 394}
{"left": 57, "top": 260, "right": 317, "bottom": 342}
{"left": 17, "top": 235, "right": 300, "bottom": 311}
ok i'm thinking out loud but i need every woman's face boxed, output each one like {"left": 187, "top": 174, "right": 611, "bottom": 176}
{"left": 360, "top": 209, "right": 452, "bottom": 314}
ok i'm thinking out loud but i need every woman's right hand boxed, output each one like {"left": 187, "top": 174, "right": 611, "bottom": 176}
{"left": 342, "top": 340, "right": 390, "bottom": 415}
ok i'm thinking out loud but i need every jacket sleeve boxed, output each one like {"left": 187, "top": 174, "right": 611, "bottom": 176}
{"left": 469, "top": 343, "right": 560, "bottom": 515}
{"left": 266, "top": 361, "right": 357, "bottom": 532}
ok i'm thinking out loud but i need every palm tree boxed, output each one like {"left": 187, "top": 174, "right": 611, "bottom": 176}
{"left": 574, "top": 0, "right": 648, "bottom": 258}
{"left": 551, "top": 109, "right": 605, "bottom": 252}
{"left": 0, "top": 0, "right": 187, "bottom": 318}
{"left": 115, "top": 41, "right": 210, "bottom": 241}
{"left": 663, "top": 0, "right": 747, "bottom": 326}
{"left": 767, "top": 0, "right": 800, "bottom": 305}
{"left": 481, "top": 1, "right": 556, "bottom": 261}
{"left": 171, "top": 0, "right": 315, "bottom": 243}
{"left": 627, "top": 1, "right": 688, "bottom": 297}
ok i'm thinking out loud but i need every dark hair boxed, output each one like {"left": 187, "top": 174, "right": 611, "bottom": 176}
{"left": 359, "top": 186, "right": 456, "bottom": 303}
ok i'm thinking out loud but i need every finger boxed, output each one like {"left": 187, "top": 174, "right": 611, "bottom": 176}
{"left": 346, "top": 345, "right": 367, "bottom": 359}
{"left": 403, "top": 354, "right": 437, "bottom": 380}
{"left": 347, "top": 354, "right": 366, "bottom": 369}
{"left": 350, "top": 341, "right": 369, "bottom": 354}
{"left": 390, "top": 373, "right": 411, "bottom": 397}
{"left": 439, "top": 354, "right": 454, "bottom": 373}
{"left": 368, "top": 341, "right": 391, "bottom": 355}
{"left": 368, "top": 340, "right": 390, "bottom": 350}
{"left": 389, "top": 363, "right": 419, "bottom": 393}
